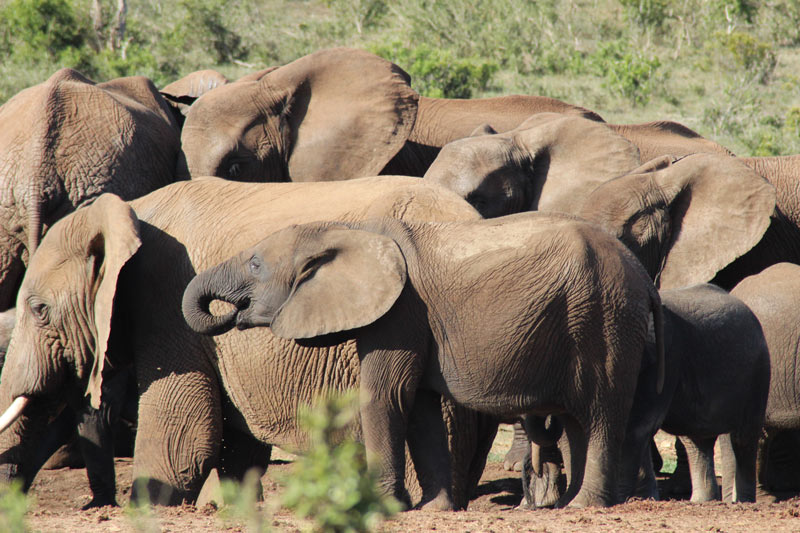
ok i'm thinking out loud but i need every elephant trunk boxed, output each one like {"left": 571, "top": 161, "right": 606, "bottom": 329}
{"left": 182, "top": 258, "right": 250, "bottom": 336}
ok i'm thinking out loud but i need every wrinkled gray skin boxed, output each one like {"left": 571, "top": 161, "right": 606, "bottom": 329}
{"left": 0, "top": 177, "right": 493, "bottom": 509}
{"left": 179, "top": 48, "right": 603, "bottom": 183}
{"left": 524, "top": 284, "right": 770, "bottom": 506}
{"left": 423, "top": 115, "right": 733, "bottom": 219}
{"left": 731, "top": 262, "right": 800, "bottom": 498}
{"left": 428, "top": 141, "right": 774, "bottom": 470}
{"left": 184, "top": 212, "right": 664, "bottom": 508}
{"left": 0, "top": 68, "right": 182, "bottom": 313}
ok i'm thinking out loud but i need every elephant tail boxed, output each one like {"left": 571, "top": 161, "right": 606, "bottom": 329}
{"left": 650, "top": 287, "right": 665, "bottom": 394}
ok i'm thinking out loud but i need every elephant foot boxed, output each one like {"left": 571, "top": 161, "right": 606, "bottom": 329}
{"left": 522, "top": 459, "right": 563, "bottom": 508}
{"left": 564, "top": 489, "right": 615, "bottom": 508}
{"left": 756, "top": 487, "right": 777, "bottom": 503}
{"left": 415, "top": 490, "right": 455, "bottom": 511}
{"left": 81, "top": 496, "right": 118, "bottom": 510}
{"left": 503, "top": 422, "right": 528, "bottom": 472}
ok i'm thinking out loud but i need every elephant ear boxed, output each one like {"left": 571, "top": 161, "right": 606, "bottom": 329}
{"left": 512, "top": 113, "right": 641, "bottom": 212}
{"left": 271, "top": 227, "right": 407, "bottom": 339}
{"left": 80, "top": 194, "right": 141, "bottom": 409}
{"left": 260, "top": 48, "right": 419, "bottom": 181}
{"left": 160, "top": 69, "right": 230, "bottom": 119}
{"left": 581, "top": 153, "right": 775, "bottom": 288}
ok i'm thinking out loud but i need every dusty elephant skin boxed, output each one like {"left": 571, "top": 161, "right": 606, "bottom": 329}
{"left": 0, "top": 68, "right": 182, "bottom": 312}
{"left": 731, "top": 262, "right": 800, "bottom": 497}
{"left": 0, "top": 176, "right": 492, "bottom": 509}
{"left": 178, "top": 47, "right": 602, "bottom": 183}
{"left": 524, "top": 284, "right": 770, "bottom": 507}
{"left": 184, "top": 212, "right": 665, "bottom": 508}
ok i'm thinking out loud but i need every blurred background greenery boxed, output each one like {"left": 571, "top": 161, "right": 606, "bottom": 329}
{"left": 1, "top": 0, "right": 799, "bottom": 156}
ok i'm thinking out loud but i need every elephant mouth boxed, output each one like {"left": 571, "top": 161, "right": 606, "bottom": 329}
{"left": 234, "top": 307, "right": 272, "bottom": 331}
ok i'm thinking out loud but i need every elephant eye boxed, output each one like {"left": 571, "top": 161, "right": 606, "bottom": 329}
{"left": 28, "top": 299, "right": 49, "bottom": 325}
{"left": 249, "top": 256, "right": 261, "bottom": 275}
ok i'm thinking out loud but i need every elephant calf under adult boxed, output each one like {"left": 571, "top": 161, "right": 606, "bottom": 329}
{"left": 0, "top": 176, "right": 496, "bottom": 509}
{"left": 524, "top": 284, "right": 770, "bottom": 506}
{"left": 184, "top": 212, "right": 665, "bottom": 508}
{"left": 731, "top": 262, "right": 800, "bottom": 497}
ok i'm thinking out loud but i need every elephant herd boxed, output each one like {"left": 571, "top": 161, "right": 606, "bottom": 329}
{"left": 0, "top": 47, "right": 798, "bottom": 511}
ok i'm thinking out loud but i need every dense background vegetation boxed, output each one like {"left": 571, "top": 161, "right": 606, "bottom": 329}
{"left": 1, "top": 0, "right": 799, "bottom": 156}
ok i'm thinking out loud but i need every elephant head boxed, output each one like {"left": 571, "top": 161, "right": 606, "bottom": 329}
{"left": 183, "top": 221, "right": 406, "bottom": 340}
{"left": 180, "top": 48, "right": 419, "bottom": 182}
{"left": 0, "top": 68, "right": 180, "bottom": 312}
{"left": 0, "top": 194, "right": 140, "bottom": 482}
{"left": 579, "top": 153, "right": 776, "bottom": 288}
{"left": 423, "top": 113, "right": 642, "bottom": 217}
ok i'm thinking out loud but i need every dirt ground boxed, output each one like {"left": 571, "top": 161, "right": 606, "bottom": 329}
{"left": 22, "top": 427, "right": 800, "bottom": 532}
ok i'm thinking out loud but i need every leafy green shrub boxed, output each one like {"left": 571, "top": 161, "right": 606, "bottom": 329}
{"left": 371, "top": 42, "right": 497, "bottom": 98}
{"left": 0, "top": 0, "right": 90, "bottom": 60}
{"left": 282, "top": 392, "right": 401, "bottom": 533}
{"left": 619, "top": 0, "right": 673, "bottom": 30}
{"left": 589, "top": 40, "right": 663, "bottom": 106}
{"left": 711, "top": 31, "right": 776, "bottom": 84}
{"left": 219, "top": 470, "right": 270, "bottom": 533}
{"left": 0, "top": 481, "right": 30, "bottom": 533}
{"left": 785, "top": 107, "right": 800, "bottom": 138}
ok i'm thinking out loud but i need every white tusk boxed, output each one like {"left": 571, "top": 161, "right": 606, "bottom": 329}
{"left": 0, "top": 396, "right": 29, "bottom": 434}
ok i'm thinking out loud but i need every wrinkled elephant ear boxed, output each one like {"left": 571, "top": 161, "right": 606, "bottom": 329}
{"left": 261, "top": 48, "right": 419, "bottom": 181}
{"left": 81, "top": 194, "right": 142, "bottom": 409}
{"left": 271, "top": 227, "right": 407, "bottom": 339}
{"left": 581, "top": 153, "right": 776, "bottom": 288}
{"left": 512, "top": 113, "right": 642, "bottom": 212}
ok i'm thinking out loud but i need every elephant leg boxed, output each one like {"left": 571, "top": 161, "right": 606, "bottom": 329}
{"left": 132, "top": 367, "right": 222, "bottom": 505}
{"left": 462, "top": 410, "right": 498, "bottom": 503}
{"left": 522, "top": 442, "right": 563, "bottom": 508}
{"left": 720, "top": 430, "right": 758, "bottom": 502}
{"left": 406, "top": 389, "right": 453, "bottom": 510}
{"left": 76, "top": 368, "right": 131, "bottom": 509}
{"left": 25, "top": 406, "right": 78, "bottom": 489}
{"left": 504, "top": 420, "right": 528, "bottom": 472}
{"left": 665, "top": 437, "right": 692, "bottom": 496}
{"left": 680, "top": 435, "right": 719, "bottom": 502}
{"left": 650, "top": 438, "right": 664, "bottom": 474}
{"left": 556, "top": 414, "right": 588, "bottom": 508}
{"left": 218, "top": 425, "right": 271, "bottom": 502}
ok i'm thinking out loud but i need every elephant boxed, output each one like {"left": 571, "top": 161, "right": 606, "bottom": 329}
{"left": 178, "top": 47, "right": 604, "bottom": 183}
{"left": 0, "top": 176, "right": 495, "bottom": 510}
{"left": 159, "top": 69, "right": 230, "bottom": 127}
{"left": 423, "top": 113, "right": 734, "bottom": 220}
{"left": 0, "top": 67, "right": 182, "bottom": 312}
{"left": 524, "top": 284, "right": 769, "bottom": 506}
{"left": 183, "top": 211, "right": 665, "bottom": 508}
{"left": 730, "top": 262, "right": 800, "bottom": 498}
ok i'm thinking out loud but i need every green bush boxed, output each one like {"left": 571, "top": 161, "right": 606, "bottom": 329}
{"left": 589, "top": 40, "right": 663, "bottom": 106}
{"left": 713, "top": 30, "right": 776, "bottom": 83}
{"left": 0, "top": 481, "right": 30, "bottom": 533}
{"left": 0, "top": 0, "right": 90, "bottom": 60}
{"left": 619, "top": 0, "right": 673, "bottom": 30}
{"left": 371, "top": 42, "right": 497, "bottom": 98}
{"left": 282, "top": 392, "right": 401, "bottom": 533}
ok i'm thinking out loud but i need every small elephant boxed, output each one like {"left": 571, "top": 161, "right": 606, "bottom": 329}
{"left": 184, "top": 211, "right": 665, "bottom": 507}
{"left": 179, "top": 47, "right": 603, "bottom": 182}
{"left": 731, "top": 262, "right": 800, "bottom": 497}
{"left": 524, "top": 284, "right": 770, "bottom": 505}
{"left": 0, "top": 176, "right": 492, "bottom": 509}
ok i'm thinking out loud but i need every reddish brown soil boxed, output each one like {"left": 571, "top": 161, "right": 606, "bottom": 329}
{"left": 22, "top": 431, "right": 800, "bottom": 532}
